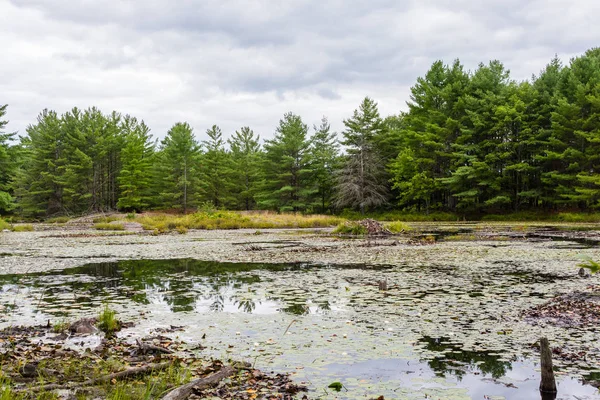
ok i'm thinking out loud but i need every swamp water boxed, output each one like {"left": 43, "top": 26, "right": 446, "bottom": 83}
{"left": 0, "top": 258, "right": 599, "bottom": 399}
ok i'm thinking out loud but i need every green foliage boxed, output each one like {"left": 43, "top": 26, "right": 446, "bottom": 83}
{"left": 258, "top": 113, "right": 314, "bottom": 212}
{"left": 336, "top": 97, "right": 389, "bottom": 214}
{"left": 0, "top": 218, "right": 10, "bottom": 230}
{"left": 5, "top": 48, "right": 600, "bottom": 218}
{"left": 332, "top": 221, "right": 368, "bottom": 235}
{"left": 52, "top": 319, "right": 70, "bottom": 333}
{"left": 94, "top": 222, "right": 125, "bottom": 231}
{"left": 385, "top": 221, "right": 411, "bottom": 233}
{"left": 138, "top": 211, "right": 342, "bottom": 232}
{"left": 199, "top": 125, "right": 231, "bottom": 208}
{"left": 0, "top": 104, "right": 19, "bottom": 215}
{"left": 154, "top": 122, "right": 201, "bottom": 213}
{"left": 45, "top": 216, "right": 71, "bottom": 224}
{"left": 97, "top": 304, "right": 120, "bottom": 335}
{"left": 228, "top": 127, "right": 263, "bottom": 210}
{"left": 309, "top": 117, "right": 340, "bottom": 213}
{"left": 12, "top": 224, "right": 33, "bottom": 232}
{"left": 578, "top": 257, "right": 600, "bottom": 274}
{"left": 117, "top": 117, "right": 154, "bottom": 211}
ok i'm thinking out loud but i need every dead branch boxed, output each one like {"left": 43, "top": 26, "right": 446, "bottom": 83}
{"left": 161, "top": 366, "right": 236, "bottom": 400}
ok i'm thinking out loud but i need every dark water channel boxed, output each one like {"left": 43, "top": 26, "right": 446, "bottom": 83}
{"left": 0, "top": 259, "right": 598, "bottom": 399}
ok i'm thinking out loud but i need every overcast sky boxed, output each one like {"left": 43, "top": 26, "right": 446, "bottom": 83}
{"left": 1, "top": 0, "right": 598, "bottom": 142}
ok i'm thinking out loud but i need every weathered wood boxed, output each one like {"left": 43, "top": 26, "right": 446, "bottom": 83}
{"left": 539, "top": 337, "right": 557, "bottom": 394}
{"left": 136, "top": 338, "right": 174, "bottom": 355}
{"left": 161, "top": 366, "right": 236, "bottom": 400}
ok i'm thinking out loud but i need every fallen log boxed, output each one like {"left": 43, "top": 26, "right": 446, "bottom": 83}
{"left": 161, "top": 366, "right": 236, "bottom": 400}
{"left": 27, "top": 362, "right": 172, "bottom": 392}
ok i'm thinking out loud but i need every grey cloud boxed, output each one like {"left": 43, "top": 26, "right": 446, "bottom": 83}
{"left": 2, "top": 0, "right": 599, "bottom": 140}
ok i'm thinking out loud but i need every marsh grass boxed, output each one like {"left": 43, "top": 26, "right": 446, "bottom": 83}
{"left": 7, "top": 354, "right": 191, "bottom": 400}
{"left": 138, "top": 211, "right": 343, "bottom": 233}
{"left": 0, "top": 219, "right": 10, "bottom": 231}
{"left": 12, "top": 225, "right": 34, "bottom": 232}
{"left": 97, "top": 304, "right": 120, "bottom": 335}
{"left": 332, "top": 221, "right": 368, "bottom": 235}
{"left": 385, "top": 221, "right": 412, "bottom": 233}
{"left": 93, "top": 216, "right": 120, "bottom": 224}
{"left": 52, "top": 319, "right": 70, "bottom": 333}
{"left": 94, "top": 223, "right": 125, "bottom": 231}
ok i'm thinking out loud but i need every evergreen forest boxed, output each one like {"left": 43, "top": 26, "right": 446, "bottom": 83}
{"left": 1, "top": 48, "right": 600, "bottom": 218}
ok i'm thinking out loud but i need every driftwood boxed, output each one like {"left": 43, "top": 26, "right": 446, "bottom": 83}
{"left": 135, "top": 338, "right": 174, "bottom": 355}
{"left": 539, "top": 337, "right": 557, "bottom": 395}
{"left": 28, "top": 362, "right": 172, "bottom": 392}
{"left": 161, "top": 366, "right": 236, "bottom": 400}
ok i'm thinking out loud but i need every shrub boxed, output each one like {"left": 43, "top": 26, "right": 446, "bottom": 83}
{"left": 97, "top": 304, "right": 120, "bottom": 336}
{"left": 125, "top": 212, "right": 136, "bottom": 220}
{"left": 386, "top": 221, "right": 411, "bottom": 233}
{"left": 94, "top": 223, "right": 125, "bottom": 231}
{"left": 46, "top": 216, "right": 71, "bottom": 224}
{"left": 93, "top": 216, "right": 120, "bottom": 223}
{"left": 12, "top": 224, "right": 34, "bottom": 232}
{"left": 0, "top": 219, "right": 11, "bottom": 231}
{"left": 333, "top": 221, "right": 368, "bottom": 235}
{"left": 52, "top": 319, "right": 70, "bottom": 333}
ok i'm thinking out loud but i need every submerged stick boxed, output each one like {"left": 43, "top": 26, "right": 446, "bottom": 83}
{"left": 539, "top": 337, "right": 557, "bottom": 394}
{"left": 283, "top": 319, "right": 297, "bottom": 336}
{"left": 161, "top": 366, "right": 236, "bottom": 400}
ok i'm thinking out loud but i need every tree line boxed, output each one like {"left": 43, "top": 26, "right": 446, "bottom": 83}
{"left": 1, "top": 47, "right": 599, "bottom": 217}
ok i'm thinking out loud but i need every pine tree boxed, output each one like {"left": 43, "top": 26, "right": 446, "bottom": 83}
{"left": 14, "top": 110, "right": 65, "bottom": 216}
{"left": 155, "top": 122, "right": 201, "bottom": 213}
{"left": 0, "top": 104, "right": 18, "bottom": 213}
{"left": 199, "top": 125, "right": 231, "bottom": 208}
{"left": 117, "top": 117, "right": 155, "bottom": 211}
{"left": 259, "top": 113, "right": 313, "bottom": 212}
{"left": 549, "top": 48, "right": 600, "bottom": 208}
{"left": 336, "top": 97, "right": 389, "bottom": 214}
{"left": 309, "top": 117, "right": 339, "bottom": 213}
{"left": 228, "top": 127, "right": 263, "bottom": 210}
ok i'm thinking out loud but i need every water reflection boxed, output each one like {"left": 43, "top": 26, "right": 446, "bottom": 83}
{"left": 0, "top": 259, "right": 353, "bottom": 316}
{"left": 418, "top": 336, "right": 513, "bottom": 380}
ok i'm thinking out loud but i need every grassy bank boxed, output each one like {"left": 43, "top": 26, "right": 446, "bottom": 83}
{"left": 137, "top": 211, "right": 344, "bottom": 233}
{"left": 341, "top": 210, "right": 600, "bottom": 223}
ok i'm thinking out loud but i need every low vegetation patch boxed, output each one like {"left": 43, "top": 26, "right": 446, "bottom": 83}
{"left": 138, "top": 211, "right": 343, "bottom": 233}
{"left": 333, "top": 221, "right": 368, "bottom": 236}
{"left": 94, "top": 222, "right": 125, "bottom": 231}
{"left": 97, "top": 304, "right": 121, "bottom": 336}
{"left": 385, "top": 221, "right": 412, "bottom": 233}
{"left": 93, "top": 216, "right": 121, "bottom": 224}
{"left": 12, "top": 224, "right": 34, "bottom": 232}
{"left": 0, "top": 219, "right": 10, "bottom": 231}
{"left": 45, "top": 216, "right": 71, "bottom": 224}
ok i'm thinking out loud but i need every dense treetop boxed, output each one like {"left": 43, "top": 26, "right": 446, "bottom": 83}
{"left": 1, "top": 48, "right": 600, "bottom": 217}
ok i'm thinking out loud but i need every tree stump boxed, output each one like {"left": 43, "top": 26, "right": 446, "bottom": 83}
{"left": 539, "top": 337, "right": 557, "bottom": 395}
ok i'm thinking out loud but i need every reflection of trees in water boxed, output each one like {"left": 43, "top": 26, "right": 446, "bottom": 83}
{"left": 233, "top": 298, "right": 256, "bottom": 313}
{"left": 0, "top": 259, "right": 345, "bottom": 315}
{"left": 419, "top": 336, "right": 512, "bottom": 380}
